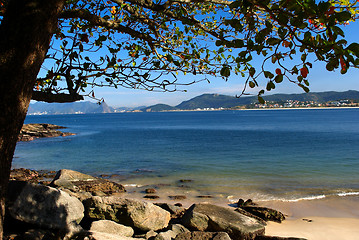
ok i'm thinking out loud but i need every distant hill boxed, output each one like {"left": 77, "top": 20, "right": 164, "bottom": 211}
{"left": 28, "top": 101, "right": 113, "bottom": 115}
{"left": 28, "top": 90, "right": 359, "bottom": 114}
{"left": 143, "top": 90, "right": 359, "bottom": 111}
{"left": 141, "top": 104, "right": 178, "bottom": 112}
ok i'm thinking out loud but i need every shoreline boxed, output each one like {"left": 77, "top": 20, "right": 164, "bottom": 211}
{"left": 9, "top": 168, "right": 359, "bottom": 239}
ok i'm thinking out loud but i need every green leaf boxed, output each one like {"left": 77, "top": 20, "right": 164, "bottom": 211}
{"left": 258, "top": 96, "right": 265, "bottom": 104}
{"left": 249, "top": 67, "right": 255, "bottom": 77}
{"left": 347, "top": 43, "right": 359, "bottom": 57}
{"left": 266, "top": 38, "right": 281, "bottom": 46}
{"left": 274, "top": 75, "right": 283, "bottom": 83}
{"left": 331, "top": 26, "right": 344, "bottom": 37}
{"left": 264, "top": 71, "right": 274, "bottom": 79}
{"left": 220, "top": 66, "right": 231, "bottom": 77}
{"left": 249, "top": 81, "right": 255, "bottom": 88}
{"left": 336, "top": 11, "right": 351, "bottom": 22}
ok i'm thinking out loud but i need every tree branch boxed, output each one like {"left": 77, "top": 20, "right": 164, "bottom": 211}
{"left": 32, "top": 91, "right": 84, "bottom": 103}
{"left": 59, "top": 9, "right": 156, "bottom": 44}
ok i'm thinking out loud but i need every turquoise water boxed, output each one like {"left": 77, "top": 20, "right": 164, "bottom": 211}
{"left": 13, "top": 109, "right": 359, "bottom": 201}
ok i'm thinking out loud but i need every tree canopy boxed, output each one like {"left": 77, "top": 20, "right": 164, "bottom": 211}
{"left": 1, "top": 0, "right": 358, "bottom": 104}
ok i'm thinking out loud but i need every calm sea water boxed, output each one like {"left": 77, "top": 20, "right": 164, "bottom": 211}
{"left": 13, "top": 109, "right": 359, "bottom": 202}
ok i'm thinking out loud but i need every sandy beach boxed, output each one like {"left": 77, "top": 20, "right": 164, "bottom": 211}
{"left": 262, "top": 195, "right": 359, "bottom": 240}
{"left": 122, "top": 183, "right": 359, "bottom": 240}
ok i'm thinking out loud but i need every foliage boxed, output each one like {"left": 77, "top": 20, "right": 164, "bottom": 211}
{"left": 1, "top": 0, "right": 359, "bottom": 103}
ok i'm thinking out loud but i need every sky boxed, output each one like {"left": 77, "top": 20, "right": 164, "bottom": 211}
{"left": 53, "top": 13, "right": 359, "bottom": 108}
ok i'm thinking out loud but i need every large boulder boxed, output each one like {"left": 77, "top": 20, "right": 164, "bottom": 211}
{"left": 8, "top": 183, "right": 84, "bottom": 233}
{"left": 238, "top": 206, "right": 285, "bottom": 223}
{"left": 182, "top": 203, "right": 266, "bottom": 240}
{"left": 90, "top": 220, "right": 134, "bottom": 237}
{"left": 50, "top": 169, "right": 126, "bottom": 195}
{"left": 236, "top": 199, "right": 286, "bottom": 223}
{"left": 84, "top": 196, "right": 171, "bottom": 231}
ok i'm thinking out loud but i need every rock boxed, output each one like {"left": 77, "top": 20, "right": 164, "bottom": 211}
{"left": 8, "top": 183, "right": 84, "bottom": 234}
{"left": 155, "top": 203, "right": 186, "bottom": 219}
{"left": 169, "top": 195, "right": 187, "bottom": 200}
{"left": 18, "top": 123, "right": 75, "bottom": 142}
{"left": 154, "top": 230, "right": 177, "bottom": 240}
{"left": 50, "top": 169, "right": 126, "bottom": 195}
{"left": 174, "top": 231, "right": 231, "bottom": 240}
{"left": 84, "top": 196, "right": 171, "bottom": 231}
{"left": 179, "top": 180, "right": 193, "bottom": 183}
{"left": 181, "top": 203, "right": 265, "bottom": 240}
{"left": 145, "top": 188, "right": 157, "bottom": 193}
{"left": 90, "top": 220, "right": 134, "bottom": 237}
{"left": 237, "top": 199, "right": 257, "bottom": 208}
{"left": 87, "top": 231, "right": 145, "bottom": 240}
{"left": 16, "top": 229, "right": 58, "bottom": 240}
{"left": 239, "top": 206, "right": 285, "bottom": 223}
{"left": 170, "top": 224, "right": 190, "bottom": 235}
{"left": 145, "top": 230, "right": 158, "bottom": 239}
{"left": 52, "top": 169, "right": 97, "bottom": 182}
{"left": 197, "top": 195, "right": 213, "bottom": 199}
{"left": 144, "top": 195, "right": 160, "bottom": 200}
{"left": 235, "top": 208, "right": 267, "bottom": 225}
{"left": 9, "top": 168, "right": 40, "bottom": 183}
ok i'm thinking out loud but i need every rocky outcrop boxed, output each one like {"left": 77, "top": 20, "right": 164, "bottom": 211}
{"left": 18, "top": 123, "right": 75, "bottom": 141}
{"left": 90, "top": 220, "right": 134, "bottom": 237}
{"left": 4, "top": 169, "right": 306, "bottom": 240}
{"left": 84, "top": 196, "right": 171, "bottom": 231}
{"left": 182, "top": 203, "right": 266, "bottom": 240}
{"left": 10, "top": 168, "right": 57, "bottom": 184}
{"left": 50, "top": 169, "right": 126, "bottom": 195}
{"left": 8, "top": 183, "right": 84, "bottom": 235}
{"left": 236, "top": 199, "right": 286, "bottom": 223}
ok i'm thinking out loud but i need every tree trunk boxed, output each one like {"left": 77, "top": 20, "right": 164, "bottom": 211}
{"left": 0, "top": 0, "right": 65, "bottom": 239}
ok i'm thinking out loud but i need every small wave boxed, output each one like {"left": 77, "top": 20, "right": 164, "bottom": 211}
{"left": 123, "top": 184, "right": 143, "bottom": 187}
{"left": 257, "top": 194, "right": 327, "bottom": 202}
{"left": 337, "top": 191, "right": 359, "bottom": 197}
{"left": 282, "top": 195, "right": 327, "bottom": 202}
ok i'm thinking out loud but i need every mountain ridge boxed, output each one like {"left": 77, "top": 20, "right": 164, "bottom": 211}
{"left": 28, "top": 90, "right": 359, "bottom": 114}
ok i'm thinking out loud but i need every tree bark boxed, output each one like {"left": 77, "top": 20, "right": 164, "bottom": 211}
{"left": 0, "top": 0, "right": 65, "bottom": 239}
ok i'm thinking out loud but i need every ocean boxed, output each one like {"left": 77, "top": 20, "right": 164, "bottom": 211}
{"left": 13, "top": 108, "right": 359, "bottom": 203}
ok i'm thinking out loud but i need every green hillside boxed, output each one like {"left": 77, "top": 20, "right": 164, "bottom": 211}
{"left": 142, "top": 90, "right": 359, "bottom": 111}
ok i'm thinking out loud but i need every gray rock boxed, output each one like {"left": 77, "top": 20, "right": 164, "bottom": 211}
{"left": 174, "top": 231, "right": 231, "bottom": 240}
{"left": 84, "top": 196, "right": 171, "bottom": 231}
{"left": 154, "top": 230, "right": 177, "bottom": 240}
{"left": 145, "top": 230, "right": 158, "bottom": 239}
{"left": 52, "top": 169, "right": 97, "bottom": 182}
{"left": 155, "top": 203, "right": 186, "bottom": 218}
{"left": 8, "top": 183, "right": 84, "bottom": 233}
{"left": 88, "top": 231, "right": 145, "bottom": 240}
{"left": 182, "top": 203, "right": 265, "bottom": 240}
{"left": 170, "top": 224, "right": 190, "bottom": 235}
{"left": 240, "top": 206, "right": 286, "bottom": 223}
{"left": 50, "top": 169, "right": 126, "bottom": 195}
{"left": 90, "top": 220, "right": 134, "bottom": 237}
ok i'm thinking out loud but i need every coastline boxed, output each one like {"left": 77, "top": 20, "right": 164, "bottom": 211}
{"left": 118, "top": 182, "right": 359, "bottom": 240}
{"left": 9, "top": 168, "right": 359, "bottom": 239}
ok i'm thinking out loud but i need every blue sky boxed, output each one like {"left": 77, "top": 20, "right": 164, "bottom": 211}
{"left": 88, "top": 21, "right": 359, "bottom": 108}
